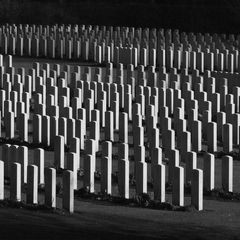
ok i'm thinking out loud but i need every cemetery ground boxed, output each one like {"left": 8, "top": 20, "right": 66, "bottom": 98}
{"left": 0, "top": 57, "right": 239, "bottom": 239}
{"left": 0, "top": 189, "right": 240, "bottom": 240}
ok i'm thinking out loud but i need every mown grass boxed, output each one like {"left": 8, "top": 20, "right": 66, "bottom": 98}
{"left": 74, "top": 187, "right": 198, "bottom": 212}
{"left": 0, "top": 199, "right": 64, "bottom": 214}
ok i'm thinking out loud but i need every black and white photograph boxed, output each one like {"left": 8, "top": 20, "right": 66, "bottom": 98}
{"left": 0, "top": 0, "right": 239, "bottom": 239}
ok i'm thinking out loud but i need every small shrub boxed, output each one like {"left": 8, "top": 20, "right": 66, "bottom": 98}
{"left": 110, "top": 196, "right": 130, "bottom": 205}
{"left": 152, "top": 201, "right": 174, "bottom": 211}
{"left": 205, "top": 188, "right": 240, "bottom": 201}
{"left": 134, "top": 193, "right": 151, "bottom": 207}
{"left": 175, "top": 205, "right": 197, "bottom": 212}
{"left": 75, "top": 187, "right": 95, "bottom": 199}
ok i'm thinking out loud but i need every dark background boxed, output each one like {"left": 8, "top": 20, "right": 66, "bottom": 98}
{"left": 1, "top": 0, "right": 240, "bottom": 34}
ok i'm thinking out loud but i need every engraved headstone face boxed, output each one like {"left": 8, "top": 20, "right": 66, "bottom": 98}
{"left": 27, "top": 165, "right": 38, "bottom": 205}
{"left": 118, "top": 152, "right": 129, "bottom": 199}
{"left": 10, "top": 162, "right": 21, "bottom": 202}
{"left": 172, "top": 166, "right": 184, "bottom": 206}
{"left": 54, "top": 135, "right": 65, "bottom": 169}
{"left": 105, "top": 111, "right": 114, "bottom": 142}
{"left": 186, "top": 151, "right": 197, "bottom": 183}
{"left": 207, "top": 122, "right": 217, "bottom": 153}
{"left": 45, "top": 168, "right": 56, "bottom": 208}
{"left": 135, "top": 158, "right": 147, "bottom": 195}
{"left": 153, "top": 163, "right": 165, "bottom": 202}
{"left": 18, "top": 146, "right": 28, "bottom": 184}
{"left": 191, "top": 169, "right": 203, "bottom": 211}
{"left": 191, "top": 120, "right": 202, "bottom": 152}
{"left": 222, "top": 156, "right": 233, "bottom": 192}
{"left": 0, "top": 161, "right": 4, "bottom": 200}
{"left": 167, "top": 149, "right": 180, "bottom": 184}
{"left": 101, "top": 156, "right": 112, "bottom": 195}
{"left": 33, "top": 114, "right": 42, "bottom": 144}
{"left": 63, "top": 170, "right": 74, "bottom": 213}
{"left": 83, "top": 154, "right": 95, "bottom": 193}
{"left": 223, "top": 123, "right": 233, "bottom": 153}
{"left": 34, "top": 148, "right": 45, "bottom": 185}
{"left": 67, "top": 152, "right": 78, "bottom": 190}
{"left": 203, "top": 153, "right": 215, "bottom": 191}
{"left": 119, "top": 112, "right": 128, "bottom": 143}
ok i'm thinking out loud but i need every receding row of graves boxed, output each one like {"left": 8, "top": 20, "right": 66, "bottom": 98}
{"left": 1, "top": 24, "right": 240, "bottom": 72}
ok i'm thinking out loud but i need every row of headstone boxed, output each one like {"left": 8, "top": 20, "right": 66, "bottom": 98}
{"left": 0, "top": 58, "right": 236, "bottom": 168}
{"left": 2, "top": 24, "right": 239, "bottom": 51}
{"left": 0, "top": 146, "right": 72, "bottom": 212}
{"left": 2, "top": 142, "right": 234, "bottom": 212}
{"left": 0, "top": 144, "right": 205, "bottom": 211}
{"left": 1, "top": 24, "right": 240, "bottom": 70}
{"left": 1, "top": 60, "right": 239, "bottom": 147}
